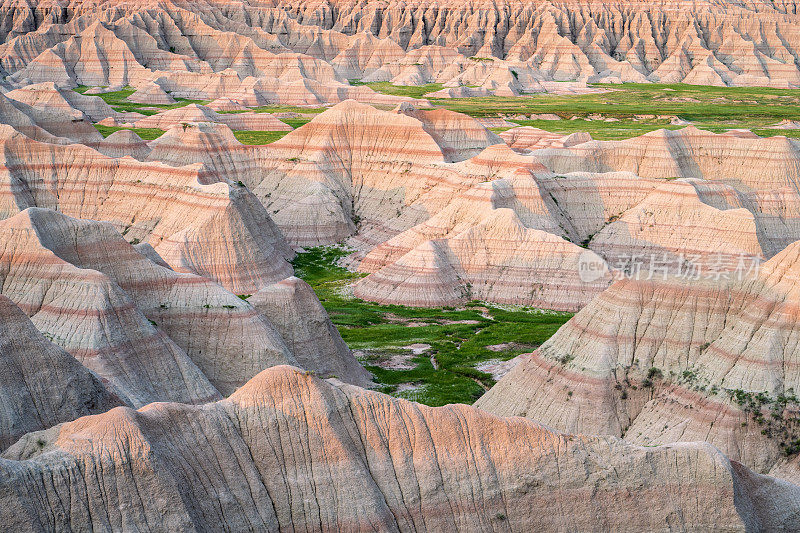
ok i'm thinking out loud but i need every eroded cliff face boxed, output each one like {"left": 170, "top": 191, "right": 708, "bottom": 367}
{"left": 3, "top": 365, "right": 800, "bottom": 532}
{"left": 476, "top": 239, "right": 800, "bottom": 483}
{"left": 4, "top": 3, "right": 800, "bottom": 527}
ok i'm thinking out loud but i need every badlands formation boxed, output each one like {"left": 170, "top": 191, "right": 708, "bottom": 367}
{"left": 2, "top": 0, "right": 800, "bottom": 98}
{"left": 3, "top": 0, "right": 800, "bottom": 530}
{"left": 477, "top": 241, "right": 800, "bottom": 483}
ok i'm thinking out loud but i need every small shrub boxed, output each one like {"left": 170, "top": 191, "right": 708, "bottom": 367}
{"left": 647, "top": 367, "right": 663, "bottom": 380}
{"left": 556, "top": 353, "right": 575, "bottom": 365}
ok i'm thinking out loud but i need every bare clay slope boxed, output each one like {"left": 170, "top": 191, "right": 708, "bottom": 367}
{"left": 0, "top": 294, "right": 121, "bottom": 451}
{"left": 3, "top": 366, "right": 800, "bottom": 532}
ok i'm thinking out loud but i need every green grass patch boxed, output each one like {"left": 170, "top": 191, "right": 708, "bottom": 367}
{"left": 344, "top": 81, "right": 800, "bottom": 138}
{"left": 293, "top": 246, "right": 571, "bottom": 406}
{"left": 429, "top": 83, "right": 800, "bottom": 120}
{"left": 280, "top": 118, "right": 311, "bottom": 129}
{"left": 93, "top": 125, "right": 165, "bottom": 140}
{"left": 753, "top": 128, "right": 800, "bottom": 139}
{"left": 351, "top": 81, "right": 444, "bottom": 99}
{"left": 507, "top": 118, "right": 685, "bottom": 140}
{"left": 232, "top": 130, "right": 291, "bottom": 145}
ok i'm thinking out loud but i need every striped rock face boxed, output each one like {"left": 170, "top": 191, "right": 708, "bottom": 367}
{"left": 6, "top": 82, "right": 117, "bottom": 122}
{"left": 244, "top": 100, "right": 507, "bottom": 248}
{"left": 0, "top": 294, "right": 122, "bottom": 451}
{"left": 3, "top": 365, "right": 800, "bottom": 532}
{"left": 353, "top": 172, "right": 614, "bottom": 310}
{"left": 0, "top": 124, "right": 295, "bottom": 294}
{"left": 0, "top": 91, "right": 101, "bottom": 145}
{"left": 0, "top": 208, "right": 281, "bottom": 403}
{"left": 532, "top": 127, "right": 800, "bottom": 190}
{"left": 476, "top": 240, "right": 800, "bottom": 483}
{"left": 0, "top": 208, "right": 369, "bottom": 404}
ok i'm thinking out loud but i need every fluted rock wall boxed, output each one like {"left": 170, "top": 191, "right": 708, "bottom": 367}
{"left": 1, "top": 0, "right": 800, "bottom": 108}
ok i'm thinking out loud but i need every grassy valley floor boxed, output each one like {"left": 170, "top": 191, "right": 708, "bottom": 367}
{"left": 361, "top": 81, "right": 800, "bottom": 140}
{"left": 292, "top": 246, "right": 571, "bottom": 406}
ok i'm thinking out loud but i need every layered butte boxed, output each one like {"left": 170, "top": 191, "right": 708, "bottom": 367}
{"left": 3, "top": 366, "right": 800, "bottom": 531}
{"left": 476, "top": 239, "right": 800, "bottom": 483}
{"left": 0, "top": 123, "right": 295, "bottom": 294}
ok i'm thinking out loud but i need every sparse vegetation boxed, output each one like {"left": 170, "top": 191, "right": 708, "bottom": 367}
{"left": 292, "top": 246, "right": 572, "bottom": 406}
{"left": 343, "top": 82, "right": 800, "bottom": 140}
{"left": 642, "top": 367, "right": 663, "bottom": 388}
{"left": 556, "top": 353, "right": 575, "bottom": 365}
{"left": 726, "top": 388, "right": 800, "bottom": 457}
